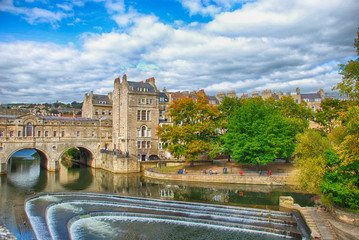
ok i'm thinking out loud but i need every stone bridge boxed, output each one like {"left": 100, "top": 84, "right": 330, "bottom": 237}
{"left": 0, "top": 114, "right": 139, "bottom": 174}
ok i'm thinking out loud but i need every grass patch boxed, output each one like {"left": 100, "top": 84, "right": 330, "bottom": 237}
{"left": 156, "top": 166, "right": 183, "bottom": 173}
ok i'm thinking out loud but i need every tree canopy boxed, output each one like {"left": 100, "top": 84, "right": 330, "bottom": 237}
{"left": 295, "top": 31, "right": 359, "bottom": 210}
{"left": 157, "top": 91, "right": 221, "bottom": 163}
{"left": 221, "top": 98, "right": 298, "bottom": 168}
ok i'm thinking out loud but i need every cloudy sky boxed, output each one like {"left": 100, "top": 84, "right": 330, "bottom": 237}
{"left": 0, "top": 0, "right": 358, "bottom": 103}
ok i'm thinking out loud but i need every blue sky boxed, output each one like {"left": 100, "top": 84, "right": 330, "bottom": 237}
{"left": 0, "top": 0, "right": 358, "bottom": 103}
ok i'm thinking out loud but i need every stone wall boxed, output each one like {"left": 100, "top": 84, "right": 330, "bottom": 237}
{"left": 330, "top": 206, "right": 359, "bottom": 226}
{"left": 98, "top": 153, "right": 140, "bottom": 173}
{"left": 144, "top": 170, "right": 283, "bottom": 185}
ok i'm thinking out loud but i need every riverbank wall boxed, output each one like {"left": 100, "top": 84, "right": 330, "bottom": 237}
{"left": 97, "top": 153, "right": 140, "bottom": 173}
{"left": 144, "top": 169, "right": 290, "bottom": 185}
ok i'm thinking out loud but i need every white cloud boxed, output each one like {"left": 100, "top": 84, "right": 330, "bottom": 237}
{"left": 178, "top": 0, "right": 256, "bottom": 17}
{"left": 0, "top": 0, "right": 71, "bottom": 26}
{"left": 0, "top": 0, "right": 358, "bottom": 103}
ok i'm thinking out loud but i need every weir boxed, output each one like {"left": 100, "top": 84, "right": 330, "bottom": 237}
{"left": 25, "top": 192, "right": 309, "bottom": 240}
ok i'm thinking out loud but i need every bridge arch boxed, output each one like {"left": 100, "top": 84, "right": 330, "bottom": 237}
{"left": 7, "top": 147, "right": 49, "bottom": 170}
{"left": 58, "top": 146, "right": 95, "bottom": 168}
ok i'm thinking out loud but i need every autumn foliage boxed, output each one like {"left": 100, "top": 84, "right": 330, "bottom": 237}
{"left": 157, "top": 90, "right": 221, "bottom": 163}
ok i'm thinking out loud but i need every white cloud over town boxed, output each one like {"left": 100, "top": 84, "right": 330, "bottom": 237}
{"left": 0, "top": 0, "right": 358, "bottom": 103}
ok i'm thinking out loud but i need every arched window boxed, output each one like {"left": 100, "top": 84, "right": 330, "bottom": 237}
{"left": 141, "top": 126, "right": 146, "bottom": 137}
{"left": 26, "top": 122, "right": 33, "bottom": 137}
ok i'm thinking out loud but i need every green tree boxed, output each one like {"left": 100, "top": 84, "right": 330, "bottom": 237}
{"left": 61, "top": 147, "right": 80, "bottom": 168}
{"left": 218, "top": 96, "right": 241, "bottom": 120}
{"left": 272, "top": 96, "right": 312, "bottom": 132}
{"left": 293, "top": 129, "right": 331, "bottom": 193}
{"left": 157, "top": 91, "right": 221, "bottom": 164}
{"left": 315, "top": 98, "right": 349, "bottom": 133}
{"left": 320, "top": 149, "right": 359, "bottom": 209}
{"left": 333, "top": 30, "right": 359, "bottom": 100}
{"left": 221, "top": 98, "right": 297, "bottom": 169}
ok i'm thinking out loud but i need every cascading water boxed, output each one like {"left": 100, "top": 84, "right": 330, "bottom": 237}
{"left": 25, "top": 192, "right": 308, "bottom": 240}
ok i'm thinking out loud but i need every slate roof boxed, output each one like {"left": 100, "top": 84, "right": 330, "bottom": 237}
{"left": 92, "top": 94, "right": 111, "bottom": 105}
{"left": 128, "top": 81, "right": 156, "bottom": 92}
{"left": 159, "top": 92, "right": 169, "bottom": 102}
{"left": 207, "top": 95, "right": 219, "bottom": 104}
{"left": 301, "top": 93, "right": 322, "bottom": 101}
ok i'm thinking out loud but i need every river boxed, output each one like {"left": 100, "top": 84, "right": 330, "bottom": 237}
{"left": 0, "top": 149, "right": 315, "bottom": 239}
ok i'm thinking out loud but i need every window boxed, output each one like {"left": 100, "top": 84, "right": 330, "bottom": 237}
{"left": 147, "top": 129, "right": 151, "bottom": 137}
{"left": 26, "top": 122, "right": 33, "bottom": 137}
{"left": 159, "top": 143, "right": 162, "bottom": 149}
{"left": 138, "top": 98, "right": 141, "bottom": 104}
{"left": 53, "top": 131, "right": 57, "bottom": 137}
{"left": 141, "top": 126, "right": 146, "bottom": 137}
{"left": 138, "top": 110, "right": 151, "bottom": 121}
{"left": 61, "top": 131, "right": 65, "bottom": 137}
{"left": 95, "top": 109, "right": 99, "bottom": 115}
{"left": 45, "top": 131, "right": 49, "bottom": 137}
{"left": 18, "top": 131, "right": 22, "bottom": 137}
{"left": 105, "top": 132, "right": 109, "bottom": 137}
{"left": 109, "top": 110, "right": 112, "bottom": 116}
{"left": 77, "top": 131, "right": 80, "bottom": 137}
{"left": 137, "top": 141, "right": 141, "bottom": 149}
{"left": 92, "top": 131, "right": 95, "bottom": 137}
{"left": 10, "top": 131, "right": 14, "bottom": 137}
{"left": 141, "top": 98, "right": 146, "bottom": 104}
{"left": 141, "top": 110, "right": 146, "bottom": 121}
{"left": 147, "top": 141, "right": 151, "bottom": 149}
{"left": 142, "top": 141, "right": 146, "bottom": 148}
{"left": 0, "top": 131, "right": 3, "bottom": 137}
{"left": 137, "top": 129, "right": 141, "bottom": 137}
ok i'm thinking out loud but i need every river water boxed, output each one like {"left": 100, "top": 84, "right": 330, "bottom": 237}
{"left": 0, "top": 150, "right": 315, "bottom": 239}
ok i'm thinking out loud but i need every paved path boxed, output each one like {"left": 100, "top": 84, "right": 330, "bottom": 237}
{"left": 299, "top": 206, "right": 359, "bottom": 240}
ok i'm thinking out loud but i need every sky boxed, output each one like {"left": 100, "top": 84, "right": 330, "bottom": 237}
{"left": 0, "top": 0, "right": 358, "bottom": 104}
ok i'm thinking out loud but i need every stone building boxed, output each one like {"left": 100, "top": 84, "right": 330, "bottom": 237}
{"left": 111, "top": 75, "right": 160, "bottom": 161}
{"left": 82, "top": 91, "right": 113, "bottom": 120}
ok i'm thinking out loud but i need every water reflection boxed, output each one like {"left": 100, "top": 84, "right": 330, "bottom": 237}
{"left": 0, "top": 151, "right": 316, "bottom": 239}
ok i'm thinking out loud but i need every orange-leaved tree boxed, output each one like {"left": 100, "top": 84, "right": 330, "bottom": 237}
{"left": 157, "top": 90, "right": 221, "bottom": 165}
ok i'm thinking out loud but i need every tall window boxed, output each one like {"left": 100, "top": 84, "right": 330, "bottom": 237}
{"left": 141, "top": 110, "right": 146, "bottom": 121}
{"left": 26, "top": 122, "right": 33, "bottom": 137}
{"left": 141, "top": 126, "right": 146, "bottom": 137}
{"left": 137, "top": 141, "right": 141, "bottom": 149}
{"left": 147, "top": 141, "right": 151, "bottom": 149}
{"left": 0, "top": 131, "right": 3, "bottom": 137}
{"left": 142, "top": 141, "right": 146, "bottom": 148}
{"left": 138, "top": 110, "right": 151, "bottom": 121}
{"left": 10, "top": 131, "right": 14, "bottom": 137}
